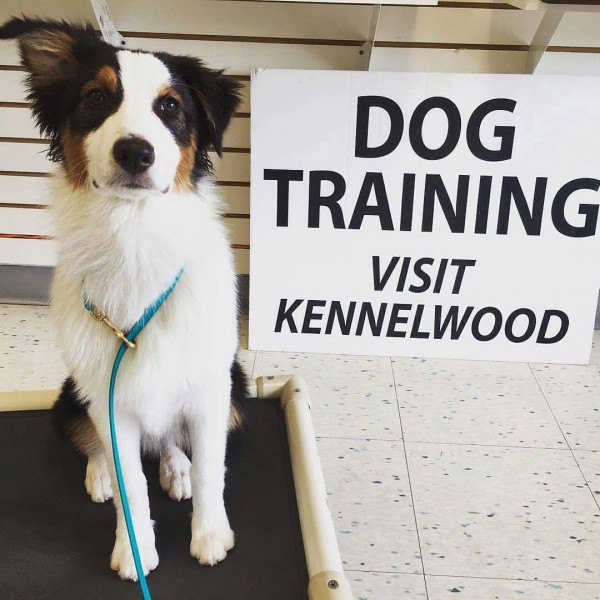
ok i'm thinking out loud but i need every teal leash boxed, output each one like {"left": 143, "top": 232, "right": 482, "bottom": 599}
{"left": 84, "top": 267, "right": 184, "bottom": 600}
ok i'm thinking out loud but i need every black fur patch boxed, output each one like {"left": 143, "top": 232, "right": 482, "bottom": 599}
{"left": 226, "top": 358, "right": 250, "bottom": 459}
{"left": 51, "top": 376, "right": 90, "bottom": 446}
{"left": 231, "top": 357, "right": 250, "bottom": 414}
{"left": 69, "top": 59, "right": 123, "bottom": 138}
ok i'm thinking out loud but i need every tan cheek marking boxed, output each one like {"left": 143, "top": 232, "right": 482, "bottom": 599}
{"left": 62, "top": 127, "right": 89, "bottom": 187}
{"left": 175, "top": 135, "right": 197, "bottom": 192}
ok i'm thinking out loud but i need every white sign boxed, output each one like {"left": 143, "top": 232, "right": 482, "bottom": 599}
{"left": 249, "top": 69, "right": 600, "bottom": 364}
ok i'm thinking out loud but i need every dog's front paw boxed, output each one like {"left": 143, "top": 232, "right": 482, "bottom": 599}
{"left": 111, "top": 529, "right": 159, "bottom": 581}
{"left": 85, "top": 454, "right": 113, "bottom": 503}
{"left": 159, "top": 450, "right": 192, "bottom": 501}
{"left": 190, "top": 525, "right": 235, "bottom": 566}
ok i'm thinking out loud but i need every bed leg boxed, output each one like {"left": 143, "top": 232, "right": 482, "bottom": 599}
{"left": 308, "top": 570, "right": 353, "bottom": 600}
{"left": 257, "top": 375, "right": 354, "bottom": 600}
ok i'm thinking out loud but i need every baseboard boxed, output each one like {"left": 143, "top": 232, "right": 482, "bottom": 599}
{"left": 0, "top": 265, "right": 53, "bottom": 305}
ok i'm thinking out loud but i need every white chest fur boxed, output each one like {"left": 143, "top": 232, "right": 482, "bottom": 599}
{"left": 50, "top": 176, "right": 238, "bottom": 436}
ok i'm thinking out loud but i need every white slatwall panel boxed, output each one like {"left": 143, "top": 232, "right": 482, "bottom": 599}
{"left": 551, "top": 12, "right": 600, "bottom": 47}
{"left": 376, "top": 6, "right": 542, "bottom": 45}
{"left": 221, "top": 186, "right": 250, "bottom": 214}
{"left": 0, "top": 108, "right": 42, "bottom": 139}
{"left": 0, "top": 175, "right": 50, "bottom": 205}
{"left": 537, "top": 51, "right": 600, "bottom": 75}
{"left": 0, "top": 238, "right": 56, "bottom": 267}
{"left": 1, "top": 0, "right": 600, "bottom": 275}
{"left": 370, "top": 48, "right": 528, "bottom": 73}
{"left": 0, "top": 43, "right": 20, "bottom": 66}
{"left": 0, "top": 0, "right": 371, "bottom": 40}
{"left": 0, "top": 207, "right": 51, "bottom": 236}
{"left": 0, "top": 142, "right": 53, "bottom": 173}
{"left": 0, "top": 70, "right": 27, "bottom": 102}
{"left": 128, "top": 39, "right": 361, "bottom": 73}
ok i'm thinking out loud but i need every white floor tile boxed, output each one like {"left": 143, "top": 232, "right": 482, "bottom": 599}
{"left": 406, "top": 442, "right": 600, "bottom": 582}
{"left": 0, "top": 304, "right": 66, "bottom": 391}
{"left": 574, "top": 450, "right": 600, "bottom": 504}
{"left": 254, "top": 352, "right": 401, "bottom": 440}
{"left": 317, "top": 437, "right": 422, "bottom": 573}
{"left": 426, "top": 575, "right": 600, "bottom": 600}
{"left": 531, "top": 364, "right": 600, "bottom": 451}
{"left": 391, "top": 357, "right": 565, "bottom": 448}
{"left": 348, "top": 571, "right": 427, "bottom": 600}
{"left": 236, "top": 348, "right": 256, "bottom": 385}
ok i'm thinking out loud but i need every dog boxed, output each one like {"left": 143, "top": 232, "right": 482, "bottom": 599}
{"left": 0, "top": 17, "right": 248, "bottom": 580}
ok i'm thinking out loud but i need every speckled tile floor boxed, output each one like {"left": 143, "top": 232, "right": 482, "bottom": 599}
{"left": 1, "top": 303, "right": 600, "bottom": 600}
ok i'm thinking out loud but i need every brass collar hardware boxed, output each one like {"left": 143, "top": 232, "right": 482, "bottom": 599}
{"left": 89, "top": 308, "right": 137, "bottom": 349}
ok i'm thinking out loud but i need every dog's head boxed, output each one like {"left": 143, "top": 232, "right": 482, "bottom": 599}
{"left": 0, "top": 17, "right": 241, "bottom": 198}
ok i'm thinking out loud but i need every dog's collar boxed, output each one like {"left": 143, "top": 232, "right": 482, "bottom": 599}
{"left": 82, "top": 267, "right": 185, "bottom": 349}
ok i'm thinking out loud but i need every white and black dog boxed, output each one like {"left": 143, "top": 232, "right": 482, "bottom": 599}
{"left": 0, "top": 17, "right": 248, "bottom": 580}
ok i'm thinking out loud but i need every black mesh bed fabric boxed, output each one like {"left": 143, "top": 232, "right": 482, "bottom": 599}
{"left": 0, "top": 399, "right": 309, "bottom": 600}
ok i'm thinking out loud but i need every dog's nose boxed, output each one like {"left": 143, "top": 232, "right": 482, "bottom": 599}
{"left": 112, "top": 137, "right": 155, "bottom": 174}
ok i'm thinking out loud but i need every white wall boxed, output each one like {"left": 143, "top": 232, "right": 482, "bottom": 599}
{"left": 1, "top": 0, "right": 599, "bottom": 274}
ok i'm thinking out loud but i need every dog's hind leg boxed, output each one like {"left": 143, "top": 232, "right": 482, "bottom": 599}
{"left": 52, "top": 377, "right": 113, "bottom": 502}
{"left": 159, "top": 442, "right": 192, "bottom": 501}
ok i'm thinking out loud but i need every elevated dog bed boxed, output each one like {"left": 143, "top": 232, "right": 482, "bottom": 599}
{"left": 0, "top": 376, "right": 353, "bottom": 600}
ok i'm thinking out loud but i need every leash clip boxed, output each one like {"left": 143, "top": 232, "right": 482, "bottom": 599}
{"left": 90, "top": 308, "right": 137, "bottom": 349}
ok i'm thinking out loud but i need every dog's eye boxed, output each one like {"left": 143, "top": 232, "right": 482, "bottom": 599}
{"left": 86, "top": 88, "right": 106, "bottom": 106}
{"left": 160, "top": 96, "right": 180, "bottom": 113}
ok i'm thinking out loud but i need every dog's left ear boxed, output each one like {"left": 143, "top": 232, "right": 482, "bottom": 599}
{"left": 159, "top": 53, "right": 242, "bottom": 156}
{"left": 196, "top": 68, "right": 242, "bottom": 156}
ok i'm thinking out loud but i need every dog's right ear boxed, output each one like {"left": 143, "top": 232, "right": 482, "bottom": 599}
{"left": 0, "top": 17, "right": 100, "bottom": 84}
{"left": 0, "top": 17, "right": 101, "bottom": 140}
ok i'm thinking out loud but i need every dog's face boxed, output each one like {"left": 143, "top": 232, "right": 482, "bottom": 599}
{"left": 0, "top": 18, "right": 240, "bottom": 198}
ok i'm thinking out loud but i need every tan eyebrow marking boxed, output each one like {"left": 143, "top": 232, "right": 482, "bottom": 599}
{"left": 82, "top": 65, "right": 119, "bottom": 95}
{"left": 157, "top": 84, "right": 183, "bottom": 104}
